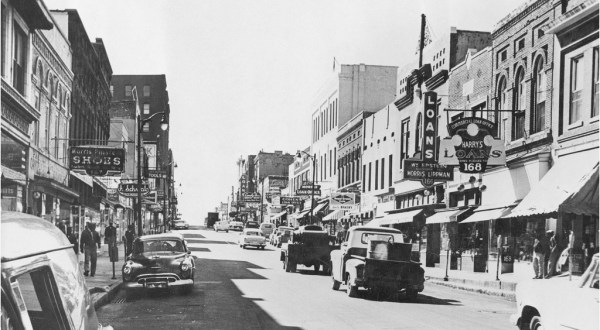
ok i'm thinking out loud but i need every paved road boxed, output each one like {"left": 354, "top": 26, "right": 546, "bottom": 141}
{"left": 97, "top": 228, "right": 516, "bottom": 330}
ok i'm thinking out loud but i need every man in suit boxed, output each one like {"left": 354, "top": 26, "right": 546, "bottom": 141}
{"left": 80, "top": 222, "right": 101, "bottom": 276}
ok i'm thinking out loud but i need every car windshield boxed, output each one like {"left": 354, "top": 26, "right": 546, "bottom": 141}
{"left": 133, "top": 239, "right": 185, "bottom": 255}
{"left": 361, "top": 232, "right": 395, "bottom": 244}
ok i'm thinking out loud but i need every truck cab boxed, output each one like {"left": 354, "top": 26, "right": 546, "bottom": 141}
{"left": 330, "top": 226, "right": 424, "bottom": 300}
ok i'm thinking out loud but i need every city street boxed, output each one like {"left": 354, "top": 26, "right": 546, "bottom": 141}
{"left": 97, "top": 228, "right": 515, "bottom": 330}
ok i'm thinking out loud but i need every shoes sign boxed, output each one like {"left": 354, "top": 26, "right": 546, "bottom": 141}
{"left": 402, "top": 91, "right": 454, "bottom": 187}
{"left": 69, "top": 146, "right": 125, "bottom": 176}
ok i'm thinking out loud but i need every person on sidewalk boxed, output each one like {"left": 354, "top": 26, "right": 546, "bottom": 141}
{"left": 104, "top": 221, "right": 117, "bottom": 259}
{"left": 125, "top": 224, "right": 135, "bottom": 256}
{"left": 80, "top": 222, "right": 101, "bottom": 276}
{"left": 532, "top": 234, "right": 547, "bottom": 279}
{"left": 546, "top": 230, "right": 560, "bottom": 278}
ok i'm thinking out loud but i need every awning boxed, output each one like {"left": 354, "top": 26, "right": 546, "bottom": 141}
{"left": 378, "top": 209, "right": 423, "bottom": 225}
{"left": 271, "top": 211, "right": 287, "bottom": 220}
{"left": 322, "top": 209, "right": 344, "bottom": 222}
{"left": 561, "top": 164, "right": 599, "bottom": 216}
{"left": 292, "top": 209, "right": 310, "bottom": 219}
{"left": 363, "top": 216, "right": 385, "bottom": 227}
{"left": 312, "top": 201, "right": 329, "bottom": 214}
{"left": 426, "top": 208, "right": 472, "bottom": 225}
{"left": 1, "top": 165, "right": 26, "bottom": 185}
{"left": 70, "top": 170, "right": 93, "bottom": 187}
{"left": 505, "top": 156, "right": 599, "bottom": 218}
{"left": 461, "top": 204, "right": 516, "bottom": 224}
{"left": 32, "top": 176, "right": 79, "bottom": 204}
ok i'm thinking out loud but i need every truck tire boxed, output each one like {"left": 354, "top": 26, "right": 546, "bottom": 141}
{"left": 346, "top": 276, "right": 358, "bottom": 298}
{"left": 314, "top": 264, "right": 320, "bottom": 273}
{"left": 332, "top": 277, "right": 341, "bottom": 290}
{"left": 529, "top": 316, "right": 543, "bottom": 330}
{"left": 285, "top": 256, "right": 291, "bottom": 272}
{"left": 289, "top": 261, "right": 297, "bottom": 273}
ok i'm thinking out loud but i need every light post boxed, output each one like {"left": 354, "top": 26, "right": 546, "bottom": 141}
{"left": 296, "top": 150, "right": 316, "bottom": 225}
{"left": 137, "top": 112, "right": 168, "bottom": 237}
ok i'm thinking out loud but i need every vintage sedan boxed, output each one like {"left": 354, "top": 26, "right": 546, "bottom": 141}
{"left": 122, "top": 233, "right": 195, "bottom": 293}
{"left": 173, "top": 220, "right": 189, "bottom": 230}
{"left": 510, "top": 253, "right": 599, "bottom": 330}
{"left": 238, "top": 228, "right": 266, "bottom": 249}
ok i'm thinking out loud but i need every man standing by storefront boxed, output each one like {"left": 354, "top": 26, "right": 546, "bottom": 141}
{"left": 532, "top": 233, "right": 548, "bottom": 279}
{"left": 80, "top": 222, "right": 101, "bottom": 276}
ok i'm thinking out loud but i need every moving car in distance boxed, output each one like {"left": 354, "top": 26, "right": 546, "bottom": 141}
{"left": 122, "top": 233, "right": 195, "bottom": 293}
{"left": 214, "top": 221, "right": 229, "bottom": 232}
{"left": 274, "top": 226, "right": 294, "bottom": 247}
{"left": 1, "top": 212, "right": 112, "bottom": 329}
{"left": 244, "top": 221, "right": 259, "bottom": 229}
{"left": 173, "top": 220, "right": 189, "bottom": 230}
{"left": 259, "top": 222, "right": 274, "bottom": 237}
{"left": 510, "top": 253, "right": 598, "bottom": 330}
{"left": 238, "top": 228, "right": 266, "bottom": 249}
{"left": 229, "top": 221, "right": 244, "bottom": 231}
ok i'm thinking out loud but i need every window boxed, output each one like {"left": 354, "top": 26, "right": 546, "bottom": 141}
{"left": 400, "top": 119, "right": 410, "bottom": 169}
{"left": 368, "top": 162, "right": 372, "bottom": 191}
{"left": 532, "top": 58, "right": 546, "bottom": 133}
{"left": 143, "top": 85, "right": 150, "bottom": 97}
{"left": 513, "top": 69, "right": 526, "bottom": 140}
{"left": 110, "top": 85, "right": 114, "bottom": 96}
{"left": 1, "top": 4, "right": 6, "bottom": 77}
{"left": 333, "top": 147, "right": 336, "bottom": 175}
{"left": 362, "top": 164, "right": 366, "bottom": 192}
{"left": 374, "top": 160, "right": 379, "bottom": 190}
{"left": 593, "top": 47, "right": 599, "bottom": 118}
{"left": 12, "top": 267, "right": 69, "bottom": 329}
{"left": 516, "top": 37, "right": 525, "bottom": 52}
{"left": 380, "top": 157, "right": 385, "bottom": 189}
{"left": 570, "top": 56, "right": 584, "bottom": 124}
{"left": 125, "top": 85, "right": 132, "bottom": 97}
{"left": 143, "top": 122, "right": 150, "bottom": 132}
{"left": 496, "top": 77, "right": 508, "bottom": 139}
{"left": 12, "top": 23, "right": 27, "bottom": 94}
{"left": 472, "top": 102, "right": 486, "bottom": 119}
{"left": 143, "top": 103, "right": 150, "bottom": 114}
{"left": 388, "top": 155, "right": 393, "bottom": 187}
{"left": 415, "top": 113, "right": 422, "bottom": 152}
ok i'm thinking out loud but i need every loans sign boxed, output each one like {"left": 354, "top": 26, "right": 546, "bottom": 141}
{"left": 402, "top": 91, "right": 453, "bottom": 187}
{"left": 438, "top": 117, "right": 506, "bottom": 173}
{"left": 70, "top": 147, "right": 125, "bottom": 176}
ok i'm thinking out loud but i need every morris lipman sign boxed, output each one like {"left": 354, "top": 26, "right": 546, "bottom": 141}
{"left": 70, "top": 146, "right": 125, "bottom": 176}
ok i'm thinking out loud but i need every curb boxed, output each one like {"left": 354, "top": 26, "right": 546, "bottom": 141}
{"left": 92, "top": 282, "right": 122, "bottom": 310}
{"left": 426, "top": 277, "right": 516, "bottom": 301}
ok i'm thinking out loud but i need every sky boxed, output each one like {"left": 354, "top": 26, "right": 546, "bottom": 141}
{"left": 45, "top": 0, "right": 527, "bottom": 224}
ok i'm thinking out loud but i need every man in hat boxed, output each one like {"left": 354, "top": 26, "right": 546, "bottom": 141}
{"left": 546, "top": 230, "right": 559, "bottom": 278}
{"left": 80, "top": 222, "right": 101, "bottom": 276}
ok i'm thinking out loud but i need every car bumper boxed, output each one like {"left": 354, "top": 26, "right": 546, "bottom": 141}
{"left": 123, "top": 273, "right": 193, "bottom": 289}
{"left": 243, "top": 242, "right": 266, "bottom": 247}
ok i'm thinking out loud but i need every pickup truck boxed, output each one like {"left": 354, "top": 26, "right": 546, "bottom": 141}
{"left": 331, "top": 226, "right": 425, "bottom": 300}
{"left": 280, "top": 225, "right": 336, "bottom": 274}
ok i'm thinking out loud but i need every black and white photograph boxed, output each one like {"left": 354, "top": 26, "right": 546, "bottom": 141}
{"left": 1, "top": 0, "right": 598, "bottom": 329}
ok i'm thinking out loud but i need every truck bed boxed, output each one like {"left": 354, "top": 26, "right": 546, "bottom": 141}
{"left": 362, "top": 257, "right": 423, "bottom": 289}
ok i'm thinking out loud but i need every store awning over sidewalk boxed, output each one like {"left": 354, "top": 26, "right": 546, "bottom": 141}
{"left": 378, "top": 209, "right": 423, "bottom": 225}
{"left": 292, "top": 209, "right": 310, "bottom": 219}
{"left": 1, "top": 165, "right": 26, "bottom": 185}
{"left": 504, "top": 157, "right": 599, "bottom": 218}
{"left": 426, "top": 208, "right": 472, "bottom": 224}
{"left": 322, "top": 209, "right": 344, "bottom": 222}
{"left": 312, "top": 201, "right": 329, "bottom": 214}
{"left": 363, "top": 216, "right": 385, "bottom": 227}
{"left": 462, "top": 203, "right": 516, "bottom": 224}
{"left": 561, "top": 164, "right": 599, "bottom": 216}
{"left": 271, "top": 210, "right": 287, "bottom": 220}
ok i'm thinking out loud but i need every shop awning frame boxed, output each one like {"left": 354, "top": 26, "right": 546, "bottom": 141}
{"left": 271, "top": 210, "right": 287, "bottom": 220}
{"left": 32, "top": 176, "right": 79, "bottom": 204}
{"left": 1, "top": 165, "right": 26, "bottom": 185}
{"left": 461, "top": 203, "right": 516, "bottom": 224}
{"left": 322, "top": 209, "right": 344, "bottom": 222}
{"left": 378, "top": 209, "right": 423, "bottom": 225}
{"left": 426, "top": 208, "right": 472, "bottom": 225}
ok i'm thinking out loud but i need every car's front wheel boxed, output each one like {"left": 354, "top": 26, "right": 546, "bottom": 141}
{"left": 346, "top": 276, "right": 358, "bottom": 298}
{"left": 332, "top": 276, "right": 341, "bottom": 290}
{"left": 529, "top": 316, "right": 543, "bottom": 330}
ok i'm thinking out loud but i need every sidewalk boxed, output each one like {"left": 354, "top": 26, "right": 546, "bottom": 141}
{"left": 423, "top": 258, "right": 578, "bottom": 301}
{"left": 79, "top": 242, "right": 125, "bottom": 310}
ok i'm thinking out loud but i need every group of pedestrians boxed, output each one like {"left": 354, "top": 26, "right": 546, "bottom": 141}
{"left": 532, "top": 229, "right": 573, "bottom": 279}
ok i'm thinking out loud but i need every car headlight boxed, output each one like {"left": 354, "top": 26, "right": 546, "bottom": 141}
{"left": 123, "top": 261, "right": 133, "bottom": 274}
{"left": 181, "top": 259, "right": 193, "bottom": 272}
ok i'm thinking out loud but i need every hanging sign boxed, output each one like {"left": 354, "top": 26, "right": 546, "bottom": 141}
{"left": 403, "top": 91, "right": 454, "bottom": 187}
{"left": 148, "top": 169, "right": 167, "bottom": 179}
{"left": 438, "top": 117, "right": 505, "bottom": 173}
{"left": 280, "top": 196, "right": 304, "bottom": 206}
{"left": 330, "top": 193, "right": 355, "bottom": 210}
{"left": 242, "top": 193, "right": 261, "bottom": 203}
{"left": 69, "top": 146, "right": 125, "bottom": 176}
{"left": 117, "top": 183, "right": 150, "bottom": 197}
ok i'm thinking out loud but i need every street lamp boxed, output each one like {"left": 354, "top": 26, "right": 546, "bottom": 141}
{"left": 296, "top": 150, "right": 316, "bottom": 225}
{"left": 137, "top": 112, "right": 168, "bottom": 237}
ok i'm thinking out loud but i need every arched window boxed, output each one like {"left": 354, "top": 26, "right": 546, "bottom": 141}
{"left": 46, "top": 71, "right": 52, "bottom": 90}
{"left": 496, "top": 77, "right": 507, "bottom": 140}
{"left": 414, "top": 113, "right": 422, "bottom": 153}
{"left": 56, "top": 84, "right": 62, "bottom": 102}
{"left": 512, "top": 69, "right": 526, "bottom": 140}
{"left": 532, "top": 57, "right": 546, "bottom": 133}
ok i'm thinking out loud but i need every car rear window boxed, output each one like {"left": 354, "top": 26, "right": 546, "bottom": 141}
{"left": 262, "top": 224, "right": 272, "bottom": 228}
{"left": 360, "top": 233, "right": 395, "bottom": 244}
{"left": 304, "top": 225, "right": 323, "bottom": 231}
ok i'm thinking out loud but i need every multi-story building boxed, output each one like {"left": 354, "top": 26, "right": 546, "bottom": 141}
{"left": 51, "top": 10, "right": 113, "bottom": 232}
{"left": 363, "top": 27, "right": 491, "bottom": 267}
{"left": 311, "top": 64, "right": 397, "bottom": 202}
{"left": 1, "top": 0, "right": 53, "bottom": 214}
{"left": 27, "top": 9, "right": 77, "bottom": 228}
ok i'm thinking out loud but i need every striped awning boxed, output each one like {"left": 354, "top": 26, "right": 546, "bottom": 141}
{"left": 378, "top": 209, "right": 423, "bottom": 225}
{"left": 322, "top": 209, "right": 344, "bottom": 222}
{"left": 426, "top": 208, "right": 472, "bottom": 225}
{"left": 271, "top": 211, "right": 287, "bottom": 220}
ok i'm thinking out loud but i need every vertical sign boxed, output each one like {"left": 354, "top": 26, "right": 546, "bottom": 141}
{"left": 422, "top": 91, "right": 438, "bottom": 163}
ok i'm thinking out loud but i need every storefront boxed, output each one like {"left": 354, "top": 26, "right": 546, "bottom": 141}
{"left": 425, "top": 207, "right": 473, "bottom": 269}
{"left": 1, "top": 132, "right": 28, "bottom": 212}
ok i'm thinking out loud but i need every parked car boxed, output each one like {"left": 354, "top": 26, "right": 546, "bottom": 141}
{"left": 214, "top": 221, "right": 229, "bottom": 232}
{"left": 510, "top": 253, "right": 599, "bottom": 330}
{"left": 259, "top": 223, "right": 274, "bottom": 237}
{"left": 1, "top": 212, "right": 112, "bottom": 329}
{"left": 122, "top": 233, "right": 195, "bottom": 293}
{"left": 274, "top": 226, "right": 294, "bottom": 247}
{"left": 330, "top": 226, "right": 424, "bottom": 300}
{"left": 238, "top": 228, "right": 266, "bottom": 249}
{"left": 280, "top": 225, "right": 336, "bottom": 273}
{"left": 173, "top": 220, "right": 189, "bottom": 230}
{"left": 229, "top": 221, "right": 244, "bottom": 231}
{"left": 244, "top": 221, "right": 259, "bottom": 229}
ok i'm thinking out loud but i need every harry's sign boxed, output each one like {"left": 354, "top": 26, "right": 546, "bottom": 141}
{"left": 438, "top": 117, "right": 505, "bottom": 173}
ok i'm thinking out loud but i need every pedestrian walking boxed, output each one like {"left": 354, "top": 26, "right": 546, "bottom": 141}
{"left": 125, "top": 224, "right": 135, "bottom": 256}
{"left": 546, "top": 230, "right": 560, "bottom": 278}
{"left": 80, "top": 222, "right": 101, "bottom": 276}
{"left": 532, "top": 233, "right": 547, "bottom": 279}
